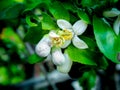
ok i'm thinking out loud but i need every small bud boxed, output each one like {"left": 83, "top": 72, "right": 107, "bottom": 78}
{"left": 57, "top": 53, "right": 72, "bottom": 73}
{"left": 113, "top": 15, "right": 120, "bottom": 35}
{"left": 52, "top": 48, "right": 65, "bottom": 66}
{"left": 103, "top": 8, "right": 120, "bottom": 17}
{"left": 35, "top": 42, "right": 51, "bottom": 57}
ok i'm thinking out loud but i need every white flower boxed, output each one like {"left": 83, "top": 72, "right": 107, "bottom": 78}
{"left": 57, "top": 19, "right": 88, "bottom": 49}
{"left": 35, "top": 31, "right": 67, "bottom": 67}
{"left": 103, "top": 8, "right": 120, "bottom": 35}
{"left": 48, "top": 31, "right": 73, "bottom": 73}
{"left": 35, "top": 35, "right": 51, "bottom": 57}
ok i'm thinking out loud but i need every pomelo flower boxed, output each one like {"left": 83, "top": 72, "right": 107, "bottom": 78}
{"left": 103, "top": 8, "right": 120, "bottom": 35}
{"left": 35, "top": 31, "right": 72, "bottom": 73}
{"left": 35, "top": 19, "right": 88, "bottom": 73}
{"left": 57, "top": 19, "right": 88, "bottom": 49}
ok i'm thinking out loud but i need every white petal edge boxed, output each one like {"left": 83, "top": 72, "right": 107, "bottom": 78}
{"left": 57, "top": 19, "right": 72, "bottom": 30}
{"left": 61, "top": 40, "right": 71, "bottom": 48}
{"left": 72, "top": 35, "right": 88, "bottom": 49}
{"left": 49, "top": 31, "right": 59, "bottom": 38}
{"left": 72, "top": 20, "right": 88, "bottom": 35}
{"left": 103, "top": 8, "right": 120, "bottom": 17}
{"left": 52, "top": 48, "right": 65, "bottom": 66}
{"left": 57, "top": 53, "right": 72, "bottom": 73}
{"left": 40, "top": 34, "right": 51, "bottom": 43}
{"left": 35, "top": 41, "right": 51, "bottom": 57}
{"left": 113, "top": 15, "right": 120, "bottom": 35}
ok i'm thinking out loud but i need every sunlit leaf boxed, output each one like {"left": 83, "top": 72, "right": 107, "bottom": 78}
{"left": 93, "top": 16, "right": 120, "bottom": 63}
{"left": 66, "top": 45, "right": 96, "bottom": 65}
{"left": 49, "top": 1, "right": 70, "bottom": 21}
{"left": 23, "top": 24, "right": 49, "bottom": 44}
{"left": 28, "top": 54, "right": 45, "bottom": 64}
{"left": 26, "top": 15, "right": 38, "bottom": 27}
{"left": 77, "top": 10, "right": 91, "bottom": 24}
{"left": 41, "top": 13, "right": 58, "bottom": 30}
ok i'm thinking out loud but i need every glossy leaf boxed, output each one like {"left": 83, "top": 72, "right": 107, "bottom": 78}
{"left": 66, "top": 45, "right": 96, "bottom": 65}
{"left": 26, "top": 15, "right": 38, "bottom": 27}
{"left": 80, "top": 0, "right": 97, "bottom": 7}
{"left": 77, "top": 10, "right": 91, "bottom": 24}
{"left": 23, "top": 24, "right": 49, "bottom": 44}
{"left": 95, "top": 55, "right": 108, "bottom": 69}
{"left": 49, "top": 1, "right": 70, "bottom": 21}
{"left": 28, "top": 54, "right": 45, "bottom": 64}
{"left": 79, "top": 70, "right": 96, "bottom": 90}
{"left": 24, "top": 0, "right": 51, "bottom": 11}
{"left": 0, "top": 3, "right": 24, "bottom": 20}
{"left": 93, "top": 16, "right": 120, "bottom": 63}
{"left": 41, "top": 13, "right": 58, "bottom": 30}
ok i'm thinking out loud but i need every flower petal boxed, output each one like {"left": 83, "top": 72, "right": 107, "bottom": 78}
{"left": 49, "top": 31, "right": 59, "bottom": 38}
{"left": 72, "top": 20, "right": 88, "bottom": 35}
{"left": 40, "top": 34, "right": 51, "bottom": 43}
{"left": 113, "top": 15, "right": 120, "bottom": 35}
{"left": 57, "top": 19, "right": 72, "bottom": 30}
{"left": 72, "top": 35, "right": 88, "bottom": 49}
{"left": 52, "top": 48, "right": 65, "bottom": 66}
{"left": 103, "top": 8, "right": 120, "bottom": 17}
{"left": 35, "top": 41, "right": 51, "bottom": 57}
{"left": 57, "top": 53, "right": 72, "bottom": 73}
{"left": 61, "top": 40, "right": 71, "bottom": 48}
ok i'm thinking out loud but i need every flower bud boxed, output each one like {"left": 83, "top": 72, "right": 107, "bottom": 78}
{"left": 103, "top": 8, "right": 120, "bottom": 17}
{"left": 35, "top": 41, "right": 51, "bottom": 57}
{"left": 52, "top": 48, "right": 65, "bottom": 66}
{"left": 57, "top": 53, "right": 72, "bottom": 73}
{"left": 113, "top": 15, "right": 120, "bottom": 35}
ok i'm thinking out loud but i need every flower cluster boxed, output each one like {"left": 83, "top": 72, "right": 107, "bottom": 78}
{"left": 35, "top": 19, "right": 88, "bottom": 73}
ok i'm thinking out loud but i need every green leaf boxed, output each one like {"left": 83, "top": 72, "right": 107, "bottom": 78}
{"left": 24, "top": 24, "right": 49, "bottom": 44}
{"left": 1, "top": 27, "right": 26, "bottom": 53}
{"left": 62, "top": 2, "right": 77, "bottom": 12}
{"left": 0, "top": 3, "right": 24, "bottom": 20}
{"left": 66, "top": 45, "right": 96, "bottom": 65}
{"left": 28, "top": 54, "right": 45, "bottom": 64}
{"left": 81, "top": 37, "right": 108, "bottom": 69}
{"left": 80, "top": 36, "right": 97, "bottom": 51}
{"left": 0, "top": 67, "right": 9, "bottom": 85}
{"left": 0, "top": 0, "right": 14, "bottom": 11}
{"left": 79, "top": 70, "right": 96, "bottom": 90}
{"left": 26, "top": 15, "right": 38, "bottom": 27}
{"left": 41, "top": 13, "right": 58, "bottom": 30}
{"left": 70, "top": 14, "right": 78, "bottom": 24}
{"left": 95, "top": 56, "right": 108, "bottom": 70}
{"left": 77, "top": 10, "right": 91, "bottom": 24}
{"left": 24, "top": 0, "right": 51, "bottom": 11}
{"left": 80, "top": 0, "right": 97, "bottom": 8}
{"left": 93, "top": 16, "right": 120, "bottom": 63}
{"left": 49, "top": 1, "right": 70, "bottom": 21}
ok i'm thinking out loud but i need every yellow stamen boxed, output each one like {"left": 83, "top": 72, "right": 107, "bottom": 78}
{"left": 58, "top": 30, "right": 73, "bottom": 40}
{"left": 51, "top": 36, "right": 65, "bottom": 47}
